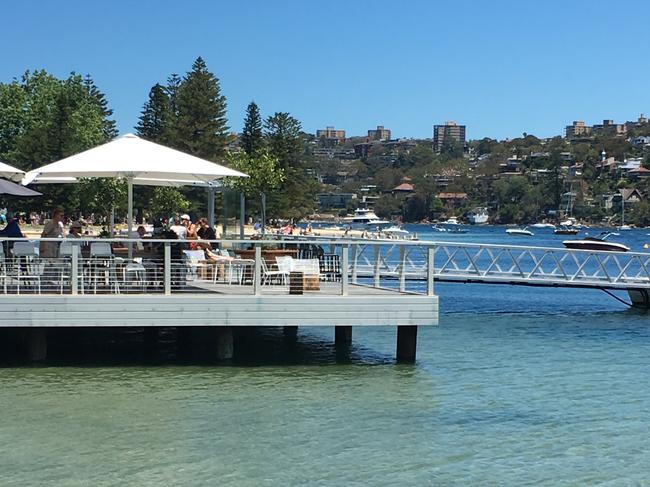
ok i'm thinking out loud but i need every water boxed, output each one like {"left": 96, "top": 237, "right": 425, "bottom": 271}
{"left": 2, "top": 225, "right": 650, "bottom": 485}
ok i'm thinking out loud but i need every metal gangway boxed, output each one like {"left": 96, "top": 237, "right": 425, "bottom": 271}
{"left": 335, "top": 240, "right": 650, "bottom": 294}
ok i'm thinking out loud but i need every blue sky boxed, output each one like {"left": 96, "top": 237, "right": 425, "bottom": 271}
{"left": 1, "top": 0, "right": 648, "bottom": 140}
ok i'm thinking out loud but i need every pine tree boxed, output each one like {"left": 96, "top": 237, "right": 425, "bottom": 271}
{"left": 264, "top": 112, "right": 316, "bottom": 218}
{"left": 83, "top": 74, "right": 117, "bottom": 140}
{"left": 135, "top": 83, "right": 171, "bottom": 142}
{"left": 175, "top": 57, "right": 229, "bottom": 160}
{"left": 241, "top": 101, "right": 264, "bottom": 156}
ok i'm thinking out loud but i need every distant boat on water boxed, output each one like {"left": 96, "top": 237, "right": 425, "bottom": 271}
{"left": 554, "top": 226, "right": 579, "bottom": 235}
{"left": 506, "top": 227, "right": 534, "bottom": 236}
{"left": 467, "top": 207, "right": 489, "bottom": 225}
{"left": 531, "top": 222, "right": 556, "bottom": 229}
{"left": 562, "top": 232, "right": 630, "bottom": 252}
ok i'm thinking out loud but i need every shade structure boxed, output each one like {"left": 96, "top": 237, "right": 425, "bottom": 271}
{"left": 0, "top": 179, "right": 42, "bottom": 197}
{"left": 24, "top": 133, "right": 247, "bottom": 257}
{"left": 0, "top": 160, "right": 26, "bottom": 182}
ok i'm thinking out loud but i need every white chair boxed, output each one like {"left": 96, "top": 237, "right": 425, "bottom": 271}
{"left": 12, "top": 241, "right": 41, "bottom": 294}
{"left": 183, "top": 249, "right": 211, "bottom": 282}
{"left": 261, "top": 256, "right": 292, "bottom": 285}
{"left": 0, "top": 245, "right": 8, "bottom": 293}
{"left": 59, "top": 241, "right": 84, "bottom": 294}
{"left": 90, "top": 242, "right": 119, "bottom": 293}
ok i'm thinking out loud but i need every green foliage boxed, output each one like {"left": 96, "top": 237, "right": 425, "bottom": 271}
{"left": 0, "top": 70, "right": 116, "bottom": 214}
{"left": 151, "top": 187, "right": 190, "bottom": 218}
{"left": 264, "top": 112, "right": 316, "bottom": 219}
{"left": 136, "top": 83, "right": 171, "bottom": 142}
{"left": 225, "top": 148, "right": 284, "bottom": 197}
{"left": 174, "top": 57, "right": 230, "bottom": 159}
{"left": 374, "top": 195, "right": 403, "bottom": 219}
{"left": 77, "top": 178, "right": 126, "bottom": 222}
{"left": 241, "top": 101, "right": 264, "bottom": 156}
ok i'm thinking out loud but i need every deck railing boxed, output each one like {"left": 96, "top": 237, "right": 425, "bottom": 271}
{"left": 1, "top": 236, "right": 649, "bottom": 296}
{"left": 0, "top": 237, "right": 437, "bottom": 296}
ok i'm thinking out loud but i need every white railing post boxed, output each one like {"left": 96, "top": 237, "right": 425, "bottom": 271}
{"left": 374, "top": 244, "right": 381, "bottom": 288}
{"left": 399, "top": 245, "right": 406, "bottom": 292}
{"left": 427, "top": 246, "right": 435, "bottom": 296}
{"left": 254, "top": 244, "right": 262, "bottom": 296}
{"left": 71, "top": 244, "right": 79, "bottom": 295}
{"left": 351, "top": 243, "right": 358, "bottom": 284}
{"left": 341, "top": 244, "right": 349, "bottom": 296}
{"left": 164, "top": 242, "right": 171, "bottom": 295}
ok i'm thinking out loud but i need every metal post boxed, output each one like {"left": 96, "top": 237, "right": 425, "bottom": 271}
{"left": 207, "top": 186, "right": 215, "bottom": 228}
{"left": 71, "top": 244, "right": 79, "bottom": 295}
{"left": 164, "top": 242, "right": 171, "bottom": 295}
{"left": 240, "top": 192, "right": 245, "bottom": 239}
{"left": 351, "top": 244, "right": 358, "bottom": 284}
{"left": 341, "top": 244, "right": 349, "bottom": 296}
{"left": 254, "top": 244, "right": 262, "bottom": 296}
{"left": 374, "top": 244, "right": 381, "bottom": 288}
{"left": 221, "top": 190, "right": 228, "bottom": 238}
{"left": 427, "top": 246, "right": 435, "bottom": 296}
{"left": 127, "top": 177, "right": 134, "bottom": 260}
{"left": 261, "top": 192, "right": 266, "bottom": 236}
{"left": 399, "top": 245, "right": 406, "bottom": 293}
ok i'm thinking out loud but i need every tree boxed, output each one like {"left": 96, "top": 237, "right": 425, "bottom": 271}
{"left": 136, "top": 83, "right": 171, "bottom": 142}
{"left": 151, "top": 187, "right": 190, "bottom": 218}
{"left": 175, "top": 57, "right": 229, "bottom": 159}
{"left": 264, "top": 112, "right": 316, "bottom": 219}
{"left": 241, "top": 101, "right": 264, "bottom": 156}
{"left": 225, "top": 148, "right": 284, "bottom": 229}
{"left": 0, "top": 70, "right": 117, "bottom": 215}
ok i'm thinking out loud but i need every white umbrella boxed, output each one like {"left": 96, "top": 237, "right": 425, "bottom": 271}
{"left": 0, "top": 160, "right": 26, "bottom": 182}
{"left": 24, "top": 133, "right": 247, "bottom": 256}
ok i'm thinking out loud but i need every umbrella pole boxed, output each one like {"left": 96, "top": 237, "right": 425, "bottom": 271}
{"left": 240, "top": 192, "right": 245, "bottom": 239}
{"left": 127, "top": 177, "right": 133, "bottom": 260}
{"left": 207, "top": 186, "right": 215, "bottom": 229}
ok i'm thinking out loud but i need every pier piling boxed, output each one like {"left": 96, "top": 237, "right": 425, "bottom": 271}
{"left": 396, "top": 326, "right": 417, "bottom": 363}
{"left": 27, "top": 329, "right": 48, "bottom": 362}
{"left": 216, "top": 327, "right": 234, "bottom": 360}
{"left": 335, "top": 326, "right": 352, "bottom": 347}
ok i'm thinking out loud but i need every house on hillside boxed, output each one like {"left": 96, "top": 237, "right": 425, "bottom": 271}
{"left": 628, "top": 167, "right": 650, "bottom": 180}
{"left": 392, "top": 182, "right": 415, "bottom": 196}
{"left": 437, "top": 192, "right": 468, "bottom": 210}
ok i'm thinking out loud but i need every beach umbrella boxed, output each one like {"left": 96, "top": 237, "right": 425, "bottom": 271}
{"left": 0, "top": 179, "right": 42, "bottom": 197}
{"left": 0, "top": 160, "right": 27, "bottom": 182}
{"left": 24, "top": 134, "right": 248, "bottom": 255}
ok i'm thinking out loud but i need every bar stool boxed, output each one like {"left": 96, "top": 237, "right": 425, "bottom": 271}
{"left": 90, "top": 242, "right": 120, "bottom": 294}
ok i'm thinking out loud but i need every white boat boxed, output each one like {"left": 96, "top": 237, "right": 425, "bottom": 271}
{"left": 562, "top": 232, "right": 630, "bottom": 252}
{"left": 531, "top": 222, "right": 556, "bottom": 229}
{"left": 467, "top": 207, "right": 489, "bottom": 225}
{"left": 440, "top": 216, "right": 461, "bottom": 225}
{"left": 506, "top": 227, "right": 534, "bottom": 236}
{"left": 618, "top": 224, "right": 632, "bottom": 231}
{"left": 344, "top": 208, "right": 391, "bottom": 229}
{"left": 382, "top": 225, "right": 410, "bottom": 236}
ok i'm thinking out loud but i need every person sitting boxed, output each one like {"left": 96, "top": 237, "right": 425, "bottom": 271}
{"left": 196, "top": 218, "right": 216, "bottom": 241}
{"left": 40, "top": 208, "right": 64, "bottom": 258}
{"left": 0, "top": 213, "right": 25, "bottom": 238}
{"left": 67, "top": 221, "right": 84, "bottom": 238}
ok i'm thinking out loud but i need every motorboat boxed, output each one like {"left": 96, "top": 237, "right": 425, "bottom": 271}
{"left": 380, "top": 225, "right": 417, "bottom": 240}
{"left": 431, "top": 224, "right": 448, "bottom": 232}
{"left": 439, "top": 216, "right": 461, "bottom": 225}
{"left": 506, "top": 227, "right": 534, "bottom": 236}
{"left": 531, "top": 222, "right": 556, "bottom": 229}
{"left": 562, "top": 232, "right": 630, "bottom": 252}
{"left": 618, "top": 224, "right": 632, "bottom": 231}
{"left": 554, "top": 226, "right": 579, "bottom": 235}
{"left": 382, "top": 225, "right": 410, "bottom": 236}
{"left": 344, "top": 208, "right": 391, "bottom": 229}
{"left": 467, "top": 207, "right": 489, "bottom": 225}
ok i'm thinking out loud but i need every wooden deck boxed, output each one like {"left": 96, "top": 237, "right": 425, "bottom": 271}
{"left": 0, "top": 283, "right": 438, "bottom": 328}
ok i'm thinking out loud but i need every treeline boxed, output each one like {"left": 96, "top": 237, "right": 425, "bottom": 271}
{"left": 0, "top": 57, "right": 318, "bottom": 224}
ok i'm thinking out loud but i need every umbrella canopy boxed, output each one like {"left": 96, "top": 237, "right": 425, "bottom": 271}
{"left": 0, "top": 179, "right": 42, "bottom": 196}
{"left": 0, "top": 160, "right": 26, "bottom": 182}
{"left": 24, "top": 133, "right": 247, "bottom": 256}
{"left": 23, "top": 133, "right": 247, "bottom": 183}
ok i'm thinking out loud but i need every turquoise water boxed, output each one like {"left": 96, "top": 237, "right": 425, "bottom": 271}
{"left": 2, "top": 226, "right": 650, "bottom": 485}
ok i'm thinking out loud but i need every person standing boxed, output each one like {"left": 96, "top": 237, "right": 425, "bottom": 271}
{"left": 40, "top": 209, "right": 64, "bottom": 257}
